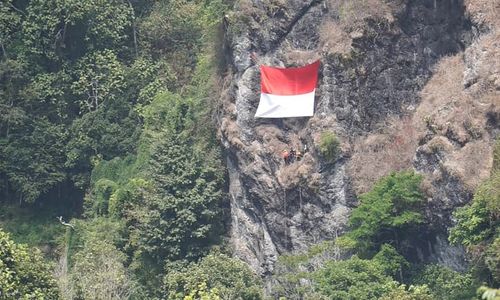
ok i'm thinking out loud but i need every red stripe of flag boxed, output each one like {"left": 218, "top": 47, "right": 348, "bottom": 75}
{"left": 260, "top": 60, "right": 320, "bottom": 96}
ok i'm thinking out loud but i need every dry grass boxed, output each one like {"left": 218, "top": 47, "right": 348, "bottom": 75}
{"left": 319, "top": 20, "right": 352, "bottom": 55}
{"left": 277, "top": 154, "right": 320, "bottom": 190}
{"left": 420, "top": 136, "right": 454, "bottom": 155}
{"left": 347, "top": 116, "right": 419, "bottom": 194}
{"left": 327, "top": 0, "right": 394, "bottom": 30}
{"left": 220, "top": 117, "right": 244, "bottom": 149}
{"left": 405, "top": 49, "right": 496, "bottom": 192}
{"left": 317, "top": 0, "right": 393, "bottom": 55}
{"left": 282, "top": 48, "right": 321, "bottom": 66}
{"left": 416, "top": 54, "right": 498, "bottom": 142}
{"left": 465, "top": 0, "right": 500, "bottom": 28}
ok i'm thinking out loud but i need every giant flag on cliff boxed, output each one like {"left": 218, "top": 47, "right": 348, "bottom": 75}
{"left": 255, "top": 60, "right": 320, "bottom": 118}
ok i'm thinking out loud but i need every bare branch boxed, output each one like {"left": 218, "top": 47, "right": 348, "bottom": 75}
{"left": 9, "top": 3, "right": 25, "bottom": 15}
{"left": 57, "top": 216, "right": 75, "bottom": 229}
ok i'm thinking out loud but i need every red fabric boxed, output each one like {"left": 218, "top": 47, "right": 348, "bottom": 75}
{"left": 260, "top": 61, "right": 320, "bottom": 95}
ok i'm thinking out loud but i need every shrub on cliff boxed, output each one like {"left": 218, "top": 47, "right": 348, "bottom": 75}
{"left": 0, "top": 228, "right": 59, "bottom": 299}
{"left": 449, "top": 171, "right": 500, "bottom": 285}
{"left": 164, "top": 252, "right": 262, "bottom": 300}
{"left": 313, "top": 256, "right": 396, "bottom": 299}
{"left": 318, "top": 132, "right": 340, "bottom": 162}
{"left": 341, "top": 171, "right": 425, "bottom": 256}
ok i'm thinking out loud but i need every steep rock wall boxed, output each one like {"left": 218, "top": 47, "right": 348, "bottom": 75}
{"left": 218, "top": 0, "right": 498, "bottom": 276}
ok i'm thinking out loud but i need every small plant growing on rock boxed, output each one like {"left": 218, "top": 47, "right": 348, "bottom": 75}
{"left": 319, "top": 132, "right": 340, "bottom": 162}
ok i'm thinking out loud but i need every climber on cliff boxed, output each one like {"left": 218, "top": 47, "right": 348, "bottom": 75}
{"left": 296, "top": 150, "right": 303, "bottom": 161}
{"left": 282, "top": 149, "right": 290, "bottom": 164}
{"left": 250, "top": 52, "right": 259, "bottom": 63}
{"left": 289, "top": 148, "right": 296, "bottom": 163}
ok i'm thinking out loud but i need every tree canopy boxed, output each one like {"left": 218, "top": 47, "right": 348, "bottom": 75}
{"left": 0, "top": 228, "right": 59, "bottom": 299}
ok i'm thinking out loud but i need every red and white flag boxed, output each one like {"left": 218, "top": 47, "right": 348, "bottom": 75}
{"left": 255, "top": 61, "right": 320, "bottom": 118}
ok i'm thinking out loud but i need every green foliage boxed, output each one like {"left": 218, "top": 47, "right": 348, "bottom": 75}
{"left": 449, "top": 168, "right": 499, "bottom": 285}
{"left": 379, "top": 284, "right": 433, "bottom": 300}
{"left": 90, "top": 156, "right": 138, "bottom": 186}
{"left": 183, "top": 282, "right": 221, "bottom": 300}
{"left": 313, "top": 256, "right": 396, "bottom": 299}
{"left": 22, "top": 0, "right": 133, "bottom": 61}
{"left": 59, "top": 217, "right": 138, "bottom": 300}
{"left": 477, "top": 286, "right": 500, "bottom": 300}
{"left": 86, "top": 179, "right": 118, "bottom": 216}
{"left": 485, "top": 237, "right": 500, "bottom": 283}
{"left": 483, "top": 172, "right": 500, "bottom": 216}
{"left": 271, "top": 241, "right": 338, "bottom": 299}
{"left": 127, "top": 93, "right": 225, "bottom": 262}
{"left": 108, "top": 84, "right": 226, "bottom": 296}
{"left": 493, "top": 138, "right": 500, "bottom": 173}
{"left": 412, "top": 264, "right": 476, "bottom": 300}
{"left": 138, "top": 0, "right": 227, "bottom": 87}
{"left": 449, "top": 190, "right": 495, "bottom": 247}
{"left": 164, "top": 252, "right": 262, "bottom": 300}
{"left": 318, "top": 132, "right": 340, "bottom": 162}
{"left": 0, "top": 204, "right": 67, "bottom": 252}
{"left": 0, "top": 1, "right": 21, "bottom": 54}
{"left": 69, "top": 217, "right": 126, "bottom": 253}
{"left": 373, "top": 244, "right": 409, "bottom": 279}
{"left": 69, "top": 239, "right": 137, "bottom": 300}
{"left": 0, "top": 228, "right": 59, "bottom": 299}
{"left": 1, "top": 118, "right": 68, "bottom": 202}
{"left": 84, "top": 155, "right": 149, "bottom": 218}
{"left": 71, "top": 50, "right": 126, "bottom": 112}
{"left": 346, "top": 171, "right": 425, "bottom": 255}
{"left": 108, "top": 178, "right": 150, "bottom": 218}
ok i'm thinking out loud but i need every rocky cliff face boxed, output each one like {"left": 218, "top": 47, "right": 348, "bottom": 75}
{"left": 218, "top": 0, "right": 499, "bottom": 277}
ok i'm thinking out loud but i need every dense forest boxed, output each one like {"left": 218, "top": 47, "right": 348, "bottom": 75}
{"left": 0, "top": 0, "right": 498, "bottom": 299}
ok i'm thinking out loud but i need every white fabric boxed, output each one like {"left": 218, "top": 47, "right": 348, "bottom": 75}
{"left": 254, "top": 91, "right": 315, "bottom": 118}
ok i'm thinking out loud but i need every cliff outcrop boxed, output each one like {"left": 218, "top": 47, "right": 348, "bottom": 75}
{"left": 218, "top": 0, "right": 499, "bottom": 277}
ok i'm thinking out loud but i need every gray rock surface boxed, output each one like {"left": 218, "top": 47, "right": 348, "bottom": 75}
{"left": 219, "top": 0, "right": 496, "bottom": 277}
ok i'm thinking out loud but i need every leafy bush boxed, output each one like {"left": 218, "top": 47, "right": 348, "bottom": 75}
{"left": 0, "top": 228, "right": 59, "bottom": 299}
{"left": 108, "top": 178, "right": 150, "bottom": 217}
{"left": 126, "top": 91, "right": 225, "bottom": 259}
{"left": 164, "top": 252, "right": 263, "bottom": 300}
{"left": 493, "top": 138, "right": 500, "bottom": 172}
{"left": 313, "top": 256, "right": 396, "bottom": 299}
{"left": 86, "top": 179, "right": 118, "bottom": 217}
{"left": 56, "top": 217, "right": 137, "bottom": 300}
{"left": 485, "top": 237, "right": 500, "bottom": 283}
{"left": 373, "top": 244, "right": 409, "bottom": 279}
{"left": 343, "top": 171, "right": 425, "bottom": 255}
{"left": 449, "top": 189, "right": 495, "bottom": 247}
{"left": 449, "top": 168, "right": 499, "bottom": 285}
{"left": 380, "top": 284, "right": 433, "bottom": 300}
{"left": 411, "top": 265, "right": 476, "bottom": 300}
{"left": 477, "top": 286, "right": 500, "bottom": 300}
{"left": 318, "top": 132, "right": 340, "bottom": 162}
{"left": 69, "top": 239, "right": 137, "bottom": 300}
